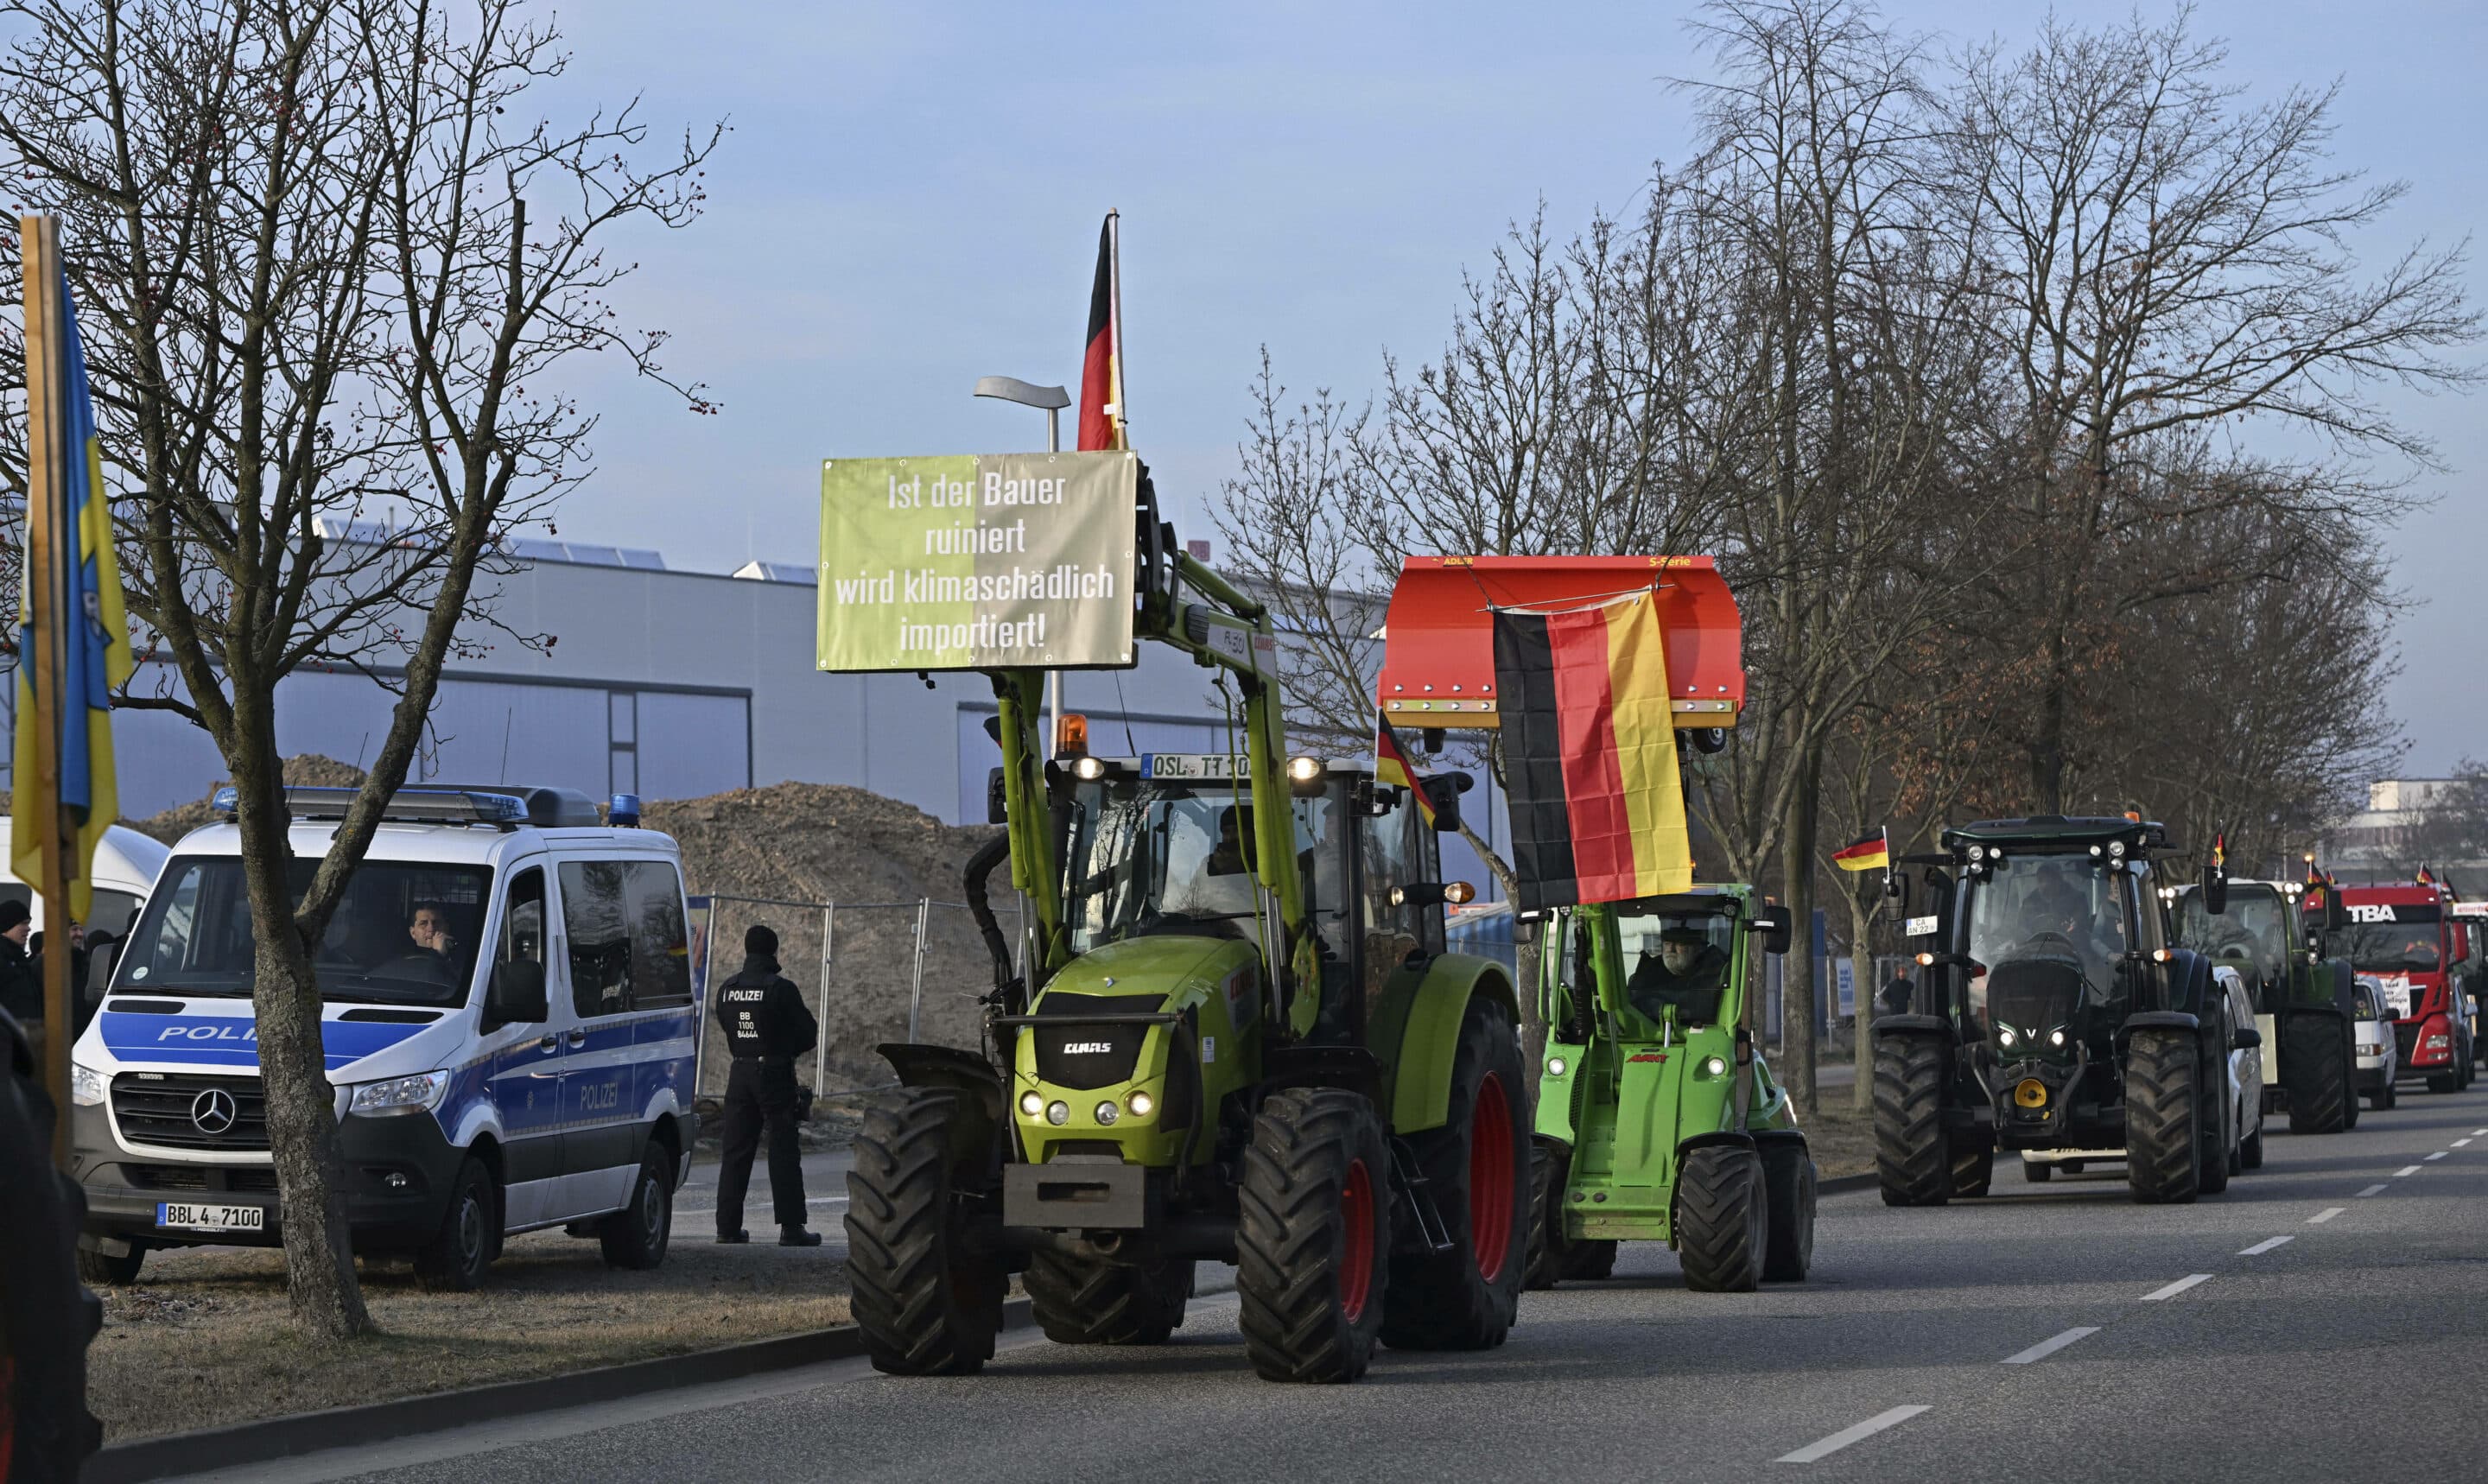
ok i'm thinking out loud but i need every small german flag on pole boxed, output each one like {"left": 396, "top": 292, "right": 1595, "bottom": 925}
{"left": 1077, "top": 211, "right": 1125, "bottom": 453}
{"left": 1374, "top": 712, "right": 1436, "bottom": 829}
{"left": 1832, "top": 829, "right": 1889, "bottom": 873}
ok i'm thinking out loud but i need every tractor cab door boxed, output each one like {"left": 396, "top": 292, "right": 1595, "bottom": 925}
{"left": 1306, "top": 780, "right": 1436, "bottom": 1044}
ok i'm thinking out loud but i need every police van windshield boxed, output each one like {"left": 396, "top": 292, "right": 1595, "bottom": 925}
{"left": 117, "top": 856, "right": 493, "bottom": 1006}
{"left": 1062, "top": 773, "right": 1349, "bottom": 959}
{"left": 1964, "top": 854, "right": 2129, "bottom": 1003}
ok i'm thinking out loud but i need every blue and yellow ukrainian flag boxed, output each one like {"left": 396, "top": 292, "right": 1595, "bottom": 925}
{"left": 14, "top": 268, "right": 131, "bottom": 920}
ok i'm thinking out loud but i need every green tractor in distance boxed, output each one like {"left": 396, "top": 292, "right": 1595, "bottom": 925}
{"left": 835, "top": 458, "right": 1530, "bottom": 1384}
{"left": 1368, "top": 555, "right": 1812, "bottom": 1291}
{"left": 1876, "top": 816, "right": 2254, "bottom": 1206}
{"left": 1523, "top": 887, "right": 1811, "bottom": 1290}
{"left": 2168, "top": 878, "right": 2359, "bottom": 1135}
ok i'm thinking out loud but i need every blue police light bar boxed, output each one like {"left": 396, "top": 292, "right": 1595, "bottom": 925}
{"left": 212, "top": 784, "right": 529, "bottom": 827}
{"left": 610, "top": 793, "right": 643, "bottom": 828}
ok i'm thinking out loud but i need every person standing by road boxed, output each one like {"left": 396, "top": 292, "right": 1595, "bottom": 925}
{"left": 0, "top": 900, "right": 40, "bottom": 1031}
{"left": 712, "top": 924, "right": 822, "bottom": 1247}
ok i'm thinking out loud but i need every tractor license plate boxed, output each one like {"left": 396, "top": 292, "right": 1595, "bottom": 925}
{"left": 1140, "top": 753, "right": 1241, "bottom": 781}
{"left": 157, "top": 1202, "right": 264, "bottom": 1233}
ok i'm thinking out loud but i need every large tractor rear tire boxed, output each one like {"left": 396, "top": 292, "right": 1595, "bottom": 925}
{"left": 1025, "top": 1251, "right": 1193, "bottom": 1346}
{"left": 1757, "top": 1138, "right": 1816, "bottom": 1283}
{"left": 1381, "top": 996, "right": 1529, "bottom": 1352}
{"left": 2284, "top": 1015, "right": 2352, "bottom": 1134}
{"left": 1236, "top": 1088, "right": 1390, "bottom": 1383}
{"left": 1675, "top": 1145, "right": 1766, "bottom": 1293}
{"left": 1523, "top": 1137, "right": 1569, "bottom": 1291}
{"left": 845, "top": 1088, "right": 1006, "bottom": 1376}
{"left": 1873, "top": 1034, "right": 1950, "bottom": 1207}
{"left": 2124, "top": 1029, "right": 2203, "bottom": 1205}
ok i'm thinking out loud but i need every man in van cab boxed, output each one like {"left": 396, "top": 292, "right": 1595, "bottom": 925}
{"left": 712, "top": 924, "right": 822, "bottom": 1246}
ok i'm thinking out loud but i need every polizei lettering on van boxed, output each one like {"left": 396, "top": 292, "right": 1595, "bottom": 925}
{"left": 157, "top": 1024, "right": 257, "bottom": 1043}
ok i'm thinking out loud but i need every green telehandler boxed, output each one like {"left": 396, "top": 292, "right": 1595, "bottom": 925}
{"left": 1372, "top": 555, "right": 1814, "bottom": 1293}
{"left": 834, "top": 458, "right": 1531, "bottom": 1383}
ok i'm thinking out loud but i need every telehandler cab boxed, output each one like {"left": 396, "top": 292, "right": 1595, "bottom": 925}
{"left": 1875, "top": 817, "right": 2256, "bottom": 1206}
{"left": 1374, "top": 556, "right": 1814, "bottom": 1292}
{"left": 831, "top": 457, "right": 1530, "bottom": 1383}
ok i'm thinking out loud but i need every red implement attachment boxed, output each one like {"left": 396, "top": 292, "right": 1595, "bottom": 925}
{"left": 1376, "top": 555, "right": 1743, "bottom": 730}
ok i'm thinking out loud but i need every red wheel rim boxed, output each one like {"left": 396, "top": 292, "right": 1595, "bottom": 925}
{"left": 1339, "top": 1157, "right": 1375, "bottom": 1322}
{"left": 1469, "top": 1072, "right": 1514, "bottom": 1281}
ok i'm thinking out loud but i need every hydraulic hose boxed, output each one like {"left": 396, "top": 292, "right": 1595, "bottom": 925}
{"left": 962, "top": 831, "right": 1019, "bottom": 1005}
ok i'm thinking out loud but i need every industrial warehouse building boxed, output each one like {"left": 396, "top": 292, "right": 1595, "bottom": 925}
{"left": 2, "top": 524, "right": 1513, "bottom": 897}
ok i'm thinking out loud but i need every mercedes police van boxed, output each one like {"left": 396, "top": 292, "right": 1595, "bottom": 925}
{"left": 67, "top": 785, "right": 700, "bottom": 1290}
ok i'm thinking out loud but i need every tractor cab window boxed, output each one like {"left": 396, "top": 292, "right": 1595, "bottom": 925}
{"left": 2175, "top": 886, "right": 2288, "bottom": 1002}
{"left": 1616, "top": 911, "right": 1733, "bottom": 1033}
{"left": 1963, "top": 853, "right": 2132, "bottom": 1030}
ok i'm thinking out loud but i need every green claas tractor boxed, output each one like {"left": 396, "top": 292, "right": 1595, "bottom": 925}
{"left": 1876, "top": 816, "right": 2256, "bottom": 1206}
{"left": 2168, "top": 878, "right": 2359, "bottom": 1135}
{"left": 835, "top": 460, "right": 1529, "bottom": 1383}
{"left": 1522, "top": 887, "right": 1810, "bottom": 1290}
{"left": 1368, "top": 555, "right": 1812, "bottom": 1291}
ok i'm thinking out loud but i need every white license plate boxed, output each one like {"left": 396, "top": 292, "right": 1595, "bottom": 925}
{"left": 157, "top": 1202, "right": 265, "bottom": 1233}
{"left": 1140, "top": 752, "right": 1241, "bottom": 781}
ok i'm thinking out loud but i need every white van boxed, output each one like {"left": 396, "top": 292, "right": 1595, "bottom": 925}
{"left": 67, "top": 785, "right": 700, "bottom": 1291}
{"left": 0, "top": 818, "right": 171, "bottom": 953}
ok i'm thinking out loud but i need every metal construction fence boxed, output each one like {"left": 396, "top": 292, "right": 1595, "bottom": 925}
{"left": 688, "top": 893, "right": 1022, "bottom": 1100}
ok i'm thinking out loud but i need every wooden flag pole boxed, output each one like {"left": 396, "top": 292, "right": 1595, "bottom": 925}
{"left": 18, "top": 213, "right": 73, "bottom": 1166}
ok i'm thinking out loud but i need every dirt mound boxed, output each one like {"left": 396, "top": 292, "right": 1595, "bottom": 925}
{"left": 124, "top": 755, "right": 369, "bottom": 844}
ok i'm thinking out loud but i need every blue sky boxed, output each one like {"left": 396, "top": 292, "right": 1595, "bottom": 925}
{"left": 542, "top": 0, "right": 2486, "bottom": 771}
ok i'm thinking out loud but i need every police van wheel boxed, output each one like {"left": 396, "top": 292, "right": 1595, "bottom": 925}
{"left": 76, "top": 1240, "right": 145, "bottom": 1286}
{"left": 845, "top": 1088, "right": 1005, "bottom": 1376}
{"left": 600, "top": 1143, "right": 675, "bottom": 1271}
{"left": 415, "top": 1158, "right": 497, "bottom": 1291}
{"left": 1379, "top": 995, "right": 1528, "bottom": 1352}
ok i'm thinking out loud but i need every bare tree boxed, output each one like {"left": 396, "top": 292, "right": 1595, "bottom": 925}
{"left": 0, "top": 0, "right": 718, "bottom": 1336}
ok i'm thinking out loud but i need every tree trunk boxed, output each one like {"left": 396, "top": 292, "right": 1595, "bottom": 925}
{"left": 232, "top": 707, "right": 371, "bottom": 1340}
{"left": 1848, "top": 880, "right": 1877, "bottom": 1116}
{"left": 1777, "top": 745, "right": 1825, "bottom": 1118}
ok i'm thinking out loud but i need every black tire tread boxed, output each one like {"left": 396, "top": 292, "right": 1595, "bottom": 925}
{"left": 1234, "top": 1088, "right": 1388, "bottom": 1384}
{"left": 843, "top": 1088, "right": 1004, "bottom": 1376}
{"left": 1522, "top": 1138, "right": 1567, "bottom": 1291}
{"left": 1873, "top": 1034, "right": 1949, "bottom": 1207}
{"left": 1380, "top": 997, "right": 1528, "bottom": 1352}
{"left": 1025, "top": 1251, "right": 1191, "bottom": 1346}
{"left": 1758, "top": 1139, "right": 1815, "bottom": 1283}
{"left": 2283, "top": 1014, "right": 2352, "bottom": 1134}
{"left": 1676, "top": 1145, "right": 1765, "bottom": 1292}
{"left": 2124, "top": 1029, "right": 2200, "bottom": 1205}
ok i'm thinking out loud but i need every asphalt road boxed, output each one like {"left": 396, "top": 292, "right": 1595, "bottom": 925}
{"left": 171, "top": 1083, "right": 2488, "bottom": 1484}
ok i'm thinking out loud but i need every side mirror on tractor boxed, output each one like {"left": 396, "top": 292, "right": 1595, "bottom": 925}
{"left": 1751, "top": 904, "right": 1793, "bottom": 956}
{"left": 486, "top": 959, "right": 549, "bottom": 1029}
{"left": 1421, "top": 771, "right": 1473, "bottom": 834}
{"left": 987, "top": 764, "right": 1010, "bottom": 825}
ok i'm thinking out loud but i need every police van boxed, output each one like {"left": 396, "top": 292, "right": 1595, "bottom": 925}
{"left": 67, "top": 785, "right": 701, "bottom": 1290}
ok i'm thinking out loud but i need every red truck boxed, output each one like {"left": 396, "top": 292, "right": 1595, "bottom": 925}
{"left": 2323, "top": 883, "right": 2478, "bottom": 1094}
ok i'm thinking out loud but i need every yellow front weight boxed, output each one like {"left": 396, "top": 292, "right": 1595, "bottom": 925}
{"left": 2014, "top": 1078, "right": 2049, "bottom": 1109}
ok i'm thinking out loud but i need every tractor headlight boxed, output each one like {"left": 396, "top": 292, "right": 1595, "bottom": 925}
{"left": 1071, "top": 756, "right": 1107, "bottom": 782}
{"left": 2049, "top": 1029, "right": 2066, "bottom": 1047}
{"left": 1287, "top": 756, "right": 1326, "bottom": 784}
{"left": 2109, "top": 840, "right": 2128, "bottom": 859}
{"left": 1703, "top": 1056, "right": 1727, "bottom": 1076}
{"left": 1546, "top": 1056, "right": 1568, "bottom": 1077}
{"left": 1968, "top": 845, "right": 1987, "bottom": 862}
{"left": 1094, "top": 1100, "right": 1120, "bottom": 1126}
{"left": 1997, "top": 1026, "right": 2017, "bottom": 1049}
{"left": 1045, "top": 1100, "right": 1070, "bottom": 1126}
{"left": 71, "top": 1062, "right": 107, "bottom": 1107}
{"left": 1127, "top": 1090, "right": 1155, "bottom": 1118}
{"left": 1019, "top": 1090, "right": 1044, "bottom": 1117}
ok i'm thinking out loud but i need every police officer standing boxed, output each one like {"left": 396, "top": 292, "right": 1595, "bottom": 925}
{"left": 712, "top": 924, "right": 822, "bottom": 1246}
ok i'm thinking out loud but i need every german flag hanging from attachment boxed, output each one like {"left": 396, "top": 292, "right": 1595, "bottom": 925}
{"left": 1493, "top": 590, "right": 1691, "bottom": 911}
{"left": 1833, "top": 831, "right": 1889, "bottom": 873}
{"left": 1374, "top": 712, "right": 1437, "bottom": 829}
{"left": 1077, "top": 212, "right": 1124, "bottom": 453}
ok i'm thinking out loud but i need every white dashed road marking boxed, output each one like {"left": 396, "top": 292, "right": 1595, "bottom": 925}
{"left": 2456, "top": 1138, "right": 2474, "bottom": 1148}
{"left": 2001, "top": 1327, "right": 2098, "bottom": 1365}
{"left": 2238, "top": 1235, "right": 2294, "bottom": 1256}
{"left": 2393, "top": 1165, "right": 2423, "bottom": 1177}
{"left": 2308, "top": 1207, "right": 2345, "bottom": 1224}
{"left": 1776, "top": 1406, "right": 1931, "bottom": 1464}
{"left": 2140, "top": 1274, "right": 2214, "bottom": 1302}
{"left": 2424, "top": 1152, "right": 2447, "bottom": 1162}
{"left": 2357, "top": 1183, "right": 2388, "bottom": 1197}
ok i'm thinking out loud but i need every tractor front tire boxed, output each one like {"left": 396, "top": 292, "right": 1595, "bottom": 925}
{"left": 2284, "top": 1016, "right": 2352, "bottom": 1134}
{"left": 1236, "top": 1088, "right": 1390, "bottom": 1383}
{"left": 844, "top": 1088, "right": 1006, "bottom": 1376}
{"left": 1523, "top": 1137, "right": 1570, "bottom": 1291}
{"left": 1873, "top": 1034, "right": 1950, "bottom": 1207}
{"left": 1757, "top": 1138, "right": 1816, "bottom": 1283}
{"left": 1380, "top": 996, "right": 1529, "bottom": 1352}
{"left": 2124, "top": 1030, "right": 2203, "bottom": 1205}
{"left": 1026, "top": 1251, "right": 1193, "bottom": 1346}
{"left": 1676, "top": 1145, "right": 1767, "bottom": 1293}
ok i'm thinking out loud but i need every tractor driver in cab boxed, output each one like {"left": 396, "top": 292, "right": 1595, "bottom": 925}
{"left": 2011, "top": 878, "right": 2125, "bottom": 988}
{"left": 1627, "top": 924, "right": 1727, "bottom": 1027}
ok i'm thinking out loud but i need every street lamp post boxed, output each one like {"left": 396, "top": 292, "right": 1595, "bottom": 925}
{"left": 971, "top": 376, "right": 1074, "bottom": 755}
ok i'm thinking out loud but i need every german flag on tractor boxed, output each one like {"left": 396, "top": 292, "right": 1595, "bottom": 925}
{"left": 1076, "top": 211, "right": 1124, "bottom": 453}
{"left": 1833, "top": 831, "right": 1889, "bottom": 872}
{"left": 1373, "top": 712, "right": 1437, "bottom": 828}
{"left": 1490, "top": 590, "right": 1691, "bottom": 911}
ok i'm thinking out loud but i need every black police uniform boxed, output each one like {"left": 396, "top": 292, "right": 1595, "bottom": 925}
{"left": 711, "top": 952, "right": 818, "bottom": 1240}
